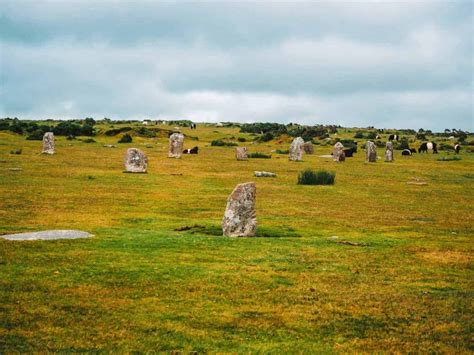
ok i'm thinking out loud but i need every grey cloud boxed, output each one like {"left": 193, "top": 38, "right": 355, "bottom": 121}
{"left": 0, "top": 1, "right": 472, "bottom": 131}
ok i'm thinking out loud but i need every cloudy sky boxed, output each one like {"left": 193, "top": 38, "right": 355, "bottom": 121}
{"left": 1, "top": 1, "right": 472, "bottom": 131}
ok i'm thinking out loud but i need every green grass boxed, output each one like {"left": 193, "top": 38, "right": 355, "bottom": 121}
{"left": 0, "top": 124, "right": 473, "bottom": 352}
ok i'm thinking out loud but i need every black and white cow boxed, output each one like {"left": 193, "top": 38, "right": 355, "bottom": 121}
{"left": 183, "top": 146, "right": 199, "bottom": 154}
{"left": 454, "top": 144, "right": 461, "bottom": 154}
{"left": 343, "top": 147, "right": 357, "bottom": 157}
{"left": 190, "top": 123, "right": 197, "bottom": 129}
{"left": 401, "top": 149, "right": 412, "bottom": 156}
{"left": 388, "top": 134, "right": 400, "bottom": 141}
{"left": 418, "top": 142, "right": 438, "bottom": 154}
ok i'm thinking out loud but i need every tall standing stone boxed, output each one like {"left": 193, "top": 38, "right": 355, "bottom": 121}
{"left": 168, "top": 133, "right": 184, "bottom": 158}
{"left": 42, "top": 132, "right": 55, "bottom": 154}
{"left": 385, "top": 141, "right": 394, "bottom": 162}
{"left": 289, "top": 137, "right": 304, "bottom": 161}
{"left": 124, "top": 148, "right": 148, "bottom": 173}
{"left": 236, "top": 147, "right": 248, "bottom": 160}
{"left": 222, "top": 182, "right": 257, "bottom": 237}
{"left": 303, "top": 141, "right": 314, "bottom": 154}
{"left": 333, "top": 142, "right": 345, "bottom": 162}
{"left": 366, "top": 141, "right": 377, "bottom": 162}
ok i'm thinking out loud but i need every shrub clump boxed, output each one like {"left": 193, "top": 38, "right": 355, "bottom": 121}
{"left": 118, "top": 134, "right": 133, "bottom": 143}
{"left": 298, "top": 169, "right": 335, "bottom": 185}
{"left": 83, "top": 138, "right": 96, "bottom": 143}
{"left": 211, "top": 139, "right": 238, "bottom": 147}
{"left": 248, "top": 152, "right": 271, "bottom": 159}
{"left": 10, "top": 148, "right": 22, "bottom": 154}
{"left": 275, "top": 149, "right": 289, "bottom": 154}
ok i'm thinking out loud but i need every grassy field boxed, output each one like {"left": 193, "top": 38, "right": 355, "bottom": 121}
{"left": 0, "top": 123, "right": 473, "bottom": 352}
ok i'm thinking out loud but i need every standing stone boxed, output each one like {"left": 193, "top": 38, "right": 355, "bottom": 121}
{"left": 42, "top": 132, "right": 55, "bottom": 154}
{"left": 124, "top": 148, "right": 148, "bottom": 173}
{"left": 385, "top": 141, "right": 394, "bottom": 162}
{"left": 366, "top": 141, "right": 377, "bottom": 162}
{"left": 333, "top": 142, "right": 345, "bottom": 162}
{"left": 289, "top": 137, "right": 304, "bottom": 161}
{"left": 222, "top": 182, "right": 257, "bottom": 237}
{"left": 168, "top": 133, "right": 184, "bottom": 158}
{"left": 303, "top": 141, "right": 314, "bottom": 154}
{"left": 236, "top": 147, "right": 248, "bottom": 161}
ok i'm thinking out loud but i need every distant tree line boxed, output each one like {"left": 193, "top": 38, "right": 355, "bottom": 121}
{"left": 0, "top": 118, "right": 96, "bottom": 140}
{"left": 240, "top": 123, "right": 340, "bottom": 142}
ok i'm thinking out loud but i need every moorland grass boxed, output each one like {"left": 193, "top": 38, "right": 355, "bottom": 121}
{"left": 0, "top": 124, "right": 473, "bottom": 352}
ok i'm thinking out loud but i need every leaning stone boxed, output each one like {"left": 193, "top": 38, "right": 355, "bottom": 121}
{"left": 168, "top": 133, "right": 184, "bottom": 158}
{"left": 303, "top": 142, "right": 314, "bottom": 154}
{"left": 333, "top": 142, "right": 345, "bottom": 162}
{"left": 366, "top": 141, "right": 377, "bottom": 162}
{"left": 124, "top": 148, "right": 148, "bottom": 173}
{"left": 222, "top": 182, "right": 257, "bottom": 237}
{"left": 289, "top": 137, "right": 304, "bottom": 161}
{"left": 385, "top": 141, "right": 394, "bottom": 162}
{"left": 42, "top": 132, "right": 55, "bottom": 154}
{"left": 236, "top": 147, "right": 248, "bottom": 160}
{"left": 254, "top": 171, "right": 276, "bottom": 177}
{"left": 0, "top": 230, "right": 93, "bottom": 241}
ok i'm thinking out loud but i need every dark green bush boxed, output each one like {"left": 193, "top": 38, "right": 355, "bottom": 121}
{"left": 136, "top": 127, "right": 156, "bottom": 138}
{"left": 10, "top": 148, "right": 22, "bottom": 154}
{"left": 275, "top": 149, "right": 289, "bottom": 154}
{"left": 105, "top": 127, "right": 132, "bottom": 136}
{"left": 211, "top": 140, "right": 238, "bottom": 147}
{"left": 258, "top": 132, "right": 274, "bottom": 142}
{"left": 237, "top": 137, "right": 247, "bottom": 142}
{"left": 118, "top": 134, "right": 133, "bottom": 143}
{"left": 298, "top": 169, "right": 335, "bottom": 185}
{"left": 354, "top": 131, "right": 365, "bottom": 139}
{"left": 26, "top": 130, "right": 45, "bottom": 140}
{"left": 248, "top": 152, "right": 271, "bottom": 159}
{"left": 83, "top": 138, "right": 96, "bottom": 143}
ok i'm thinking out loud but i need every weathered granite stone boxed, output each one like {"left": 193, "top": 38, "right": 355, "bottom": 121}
{"left": 333, "top": 142, "right": 345, "bottom": 162}
{"left": 236, "top": 147, "right": 248, "bottom": 160}
{"left": 222, "top": 182, "right": 257, "bottom": 237}
{"left": 303, "top": 141, "right": 314, "bottom": 154}
{"left": 254, "top": 171, "right": 276, "bottom": 177}
{"left": 168, "top": 133, "right": 184, "bottom": 158}
{"left": 124, "top": 148, "right": 148, "bottom": 173}
{"left": 0, "top": 230, "right": 93, "bottom": 241}
{"left": 42, "top": 132, "right": 55, "bottom": 154}
{"left": 366, "top": 141, "right": 377, "bottom": 162}
{"left": 385, "top": 141, "right": 394, "bottom": 162}
{"left": 289, "top": 137, "right": 304, "bottom": 161}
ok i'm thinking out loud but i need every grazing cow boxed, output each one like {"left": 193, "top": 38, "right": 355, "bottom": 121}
{"left": 343, "top": 147, "right": 357, "bottom": 157}
{"left": 454, "top": 144, "right": 461, "bottom": 154}
{"left": 183, "top": 146, "right": 199, "bottom": 154}
{"left": 190, "top": 123, "right": 197, "bottom": 129}
{"left": 401, "top": 149, "right": 412, "bottom": 156}
{"left": 418, "top": 142, "right": 438, "bottom": 154}
{"left": 388, "top": 134, "right": 399, "bottom": 141}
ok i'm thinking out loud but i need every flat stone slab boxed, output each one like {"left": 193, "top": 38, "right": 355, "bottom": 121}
{"left": 0, "top": 230, "right": 93, "bottom": 241}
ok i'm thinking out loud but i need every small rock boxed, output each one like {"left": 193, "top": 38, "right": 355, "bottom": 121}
{"left": 42, "top": 132, "right": 55, "bottom": 154}
{"left": 222, "top": 182, "right": 257, "bottom": 237}
{"left": 124, "top": 148, "right": 148, "bottom": 173}
{"left": 366, "top": 141, "right": 377, "bottom": 162}
{"left": 0, "top": 230, "right": 93, "bottom": 241}
{"left": 236, "top": 147, "right": 248, "bottom": 160}
{"left": 289, "top": 137, "right": 304, "bottom": 161}
{"left": 254, "top": 171, "right": 276, "bottom": 177}
{"left": 169, "top": 133, "right": 184, "bottom": 158}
